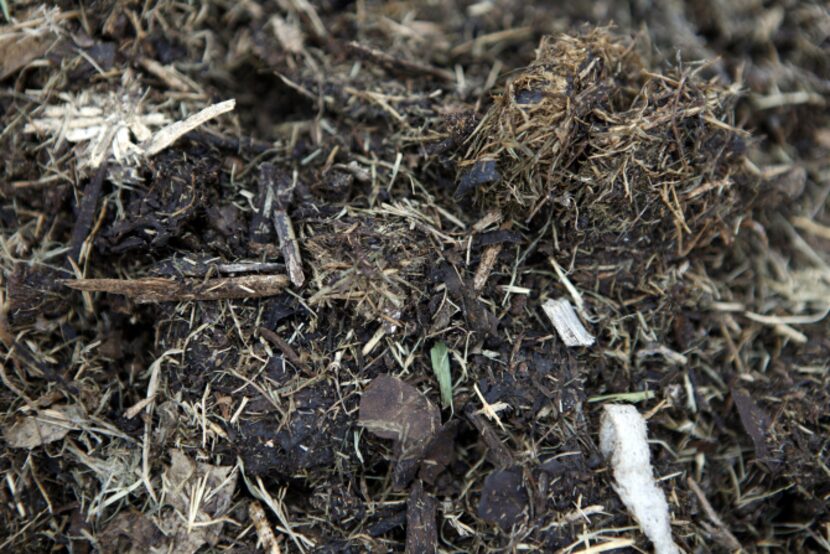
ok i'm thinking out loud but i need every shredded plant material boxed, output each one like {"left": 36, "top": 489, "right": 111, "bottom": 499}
{"left": 1, "top": 1, "right": 828, "bottom": 553}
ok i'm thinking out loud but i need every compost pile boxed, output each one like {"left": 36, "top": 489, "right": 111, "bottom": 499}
{"left": 1, "top": 1, "right": 828, "bottom": 553}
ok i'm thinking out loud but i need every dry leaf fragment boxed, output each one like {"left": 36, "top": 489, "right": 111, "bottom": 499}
{"left": 0, "top": 20, "right": 58, "bottom": 80}
{"left": 3, "top": 405, "right": 84, "bottom": 449}
{"left": 157, "top": 449, "right": 238, "bottom": 554}
{"left": 98, "top": 509, "right": 163, "bottom": 554}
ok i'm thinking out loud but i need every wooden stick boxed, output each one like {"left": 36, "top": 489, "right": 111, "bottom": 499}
{"left": 260, "top": 163, "right": 305, "bottom": 287}
{"left": 62, "top": 274, "right": 289, "bottom": 303}
{"left": 345, "top": 41, "right": 455, "bottom": 83}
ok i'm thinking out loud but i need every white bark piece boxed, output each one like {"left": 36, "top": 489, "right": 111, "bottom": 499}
{"left": 599, "top": 404, "right": 679, "bottom": 554}
{"left": 541, "top": 298, "right": 594, "bottom": 346}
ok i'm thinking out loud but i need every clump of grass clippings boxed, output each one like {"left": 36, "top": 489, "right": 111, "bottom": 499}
{"left": 303, "top": 205, "right": 436, "bottom": 328}
{"left": 451, "top": 28, "right": 756, "bottom": 302}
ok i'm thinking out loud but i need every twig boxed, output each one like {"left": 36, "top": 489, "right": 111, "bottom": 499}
{"left": 249, "top": 500, "right": 282, "bottom": 554}
{"left": 687, "top": 477, "right": 742, "bottom": 552}
{"left": 259, "top": 327, "right": 303, "bottom": 369}
{"left": 345, "top": 41, "right": 455, "bottom": 83}
{"left": 68, "top": 162, "right": 107, "bottom": 265}
{"left": 141, "top": 99, "right": 235, "bottom": 156}
{"left": 62, "top": 274, "right": 289, "bottom": 303}
{"left": 261, "top": 163, "right": 305, "bottom": 287}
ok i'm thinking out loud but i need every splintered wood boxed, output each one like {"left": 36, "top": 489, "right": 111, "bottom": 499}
{"left": 62, "top": 275, "right": 289, "bottom": 303}
{"left": 24, "top": 90, "right": 234, "bottom": 169}
{"left": 541, "top": 298, "right": 595, "bottom": 346}
{"left": 261, "top": 163, "right": 305, "bottom": 287}
{"left": 141, "top": 99, "right": 236, "bottom": 156}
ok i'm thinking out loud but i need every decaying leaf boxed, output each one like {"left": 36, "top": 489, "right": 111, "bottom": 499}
{"left": 98, "top": 509, "right": 163, "bottom": 554}
{"left": 359, "top": 375, "right": 440, "bottom": 454}
{"left": 157, "top": 449, "right": 239, "bottom": 554}
{"left": 730, "top": 386, "right": 772, "bottom": 462}
{"left": 0, "top": 7, "right": 60, "bottom": 80}
{"left": 3, "top": 405, "right": 84, "bottom": 449}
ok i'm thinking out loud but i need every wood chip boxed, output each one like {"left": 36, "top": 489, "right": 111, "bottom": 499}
{"left": 730, "top": 385, "right": 771, "bottom": 462}
{"left": 249, "top": 500, "right": 282, "bottom": 554}
{"left": 541, "top": 298, "right": 595, "bottom": 346}
{"left": 359, "top": 375, "right": 440, "bottom": 454}
{"left": 260, "top": 163, "right": 305, "bottom": 288}
{"left": 405, "top": 481, "right": 437, "bottom": 554}
{"left": 473, "top": 243, "right": 502, "bottom": 291}
{"left": 477, "top": 467, "right": 528, "bottom": 530}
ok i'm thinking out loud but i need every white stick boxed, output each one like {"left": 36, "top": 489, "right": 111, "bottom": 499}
{"left": 541, "top": 298, "right": 594, "bottom": 346}
{"left": 142, "top": 99, "right": 235, "bottom": 156}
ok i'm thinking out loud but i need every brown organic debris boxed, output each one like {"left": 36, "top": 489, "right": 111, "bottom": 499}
{"left": 2, "top": 2, "right": 828, "bottom": 553}
{"left": 405, "top": 481, "right": 438, "bottom": 554}
{"left": 3, "top": 405, "right": 84, "bottom": 449}
{"left": 0, "top": 7, "right": 61, "bottom": 80}
{"left": 359, "top": 375, "right": 440, "bottom": 455}
{"left": 62, "top": 274, "right": 290, "bottom": 303}
{"left": 450, "top": 28, "right": 755, "bottom": 305}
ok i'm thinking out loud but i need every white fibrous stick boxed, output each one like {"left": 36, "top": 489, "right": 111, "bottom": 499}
{"left": 541, "top": 298, "right": 594, "bottom": 346}
{"left": 142, "top": 98, "right": 236, "bottom": 156}
{"left": 599, "top": 404, "right": 680, "bottom": 554}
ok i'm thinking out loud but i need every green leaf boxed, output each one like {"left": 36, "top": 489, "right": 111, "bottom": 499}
{"left": 0, "top": 0, "right": 9, "bottom": 22}
{"left": 430, "top": 341, "right": 452, "bottom": 410}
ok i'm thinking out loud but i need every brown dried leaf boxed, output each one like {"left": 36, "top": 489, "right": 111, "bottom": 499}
{"left": 157, "top": 450, "right": 238, "bottom": 554}
{"left": 731, "top": 386, "right": 771, "bottom": 461}
{"left": 0, "top": 9, "right": 58, "bottom": 81}
{"left": 98, "top": 509, "right": 162, "bottom": 554}
{"left": 3, "top": 405, "right": 84, "bottom": 449}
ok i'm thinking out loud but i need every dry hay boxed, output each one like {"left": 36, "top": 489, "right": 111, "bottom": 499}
{"left": 304, "top": 204, "right": 440, "bottom": 329}
{"left": 452, "top": 29, "right": 756, "bottom": 303}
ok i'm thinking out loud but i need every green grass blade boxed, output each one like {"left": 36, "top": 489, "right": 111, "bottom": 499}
{"left": 430, "top": 341, "right": 452, "bottom": 410}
